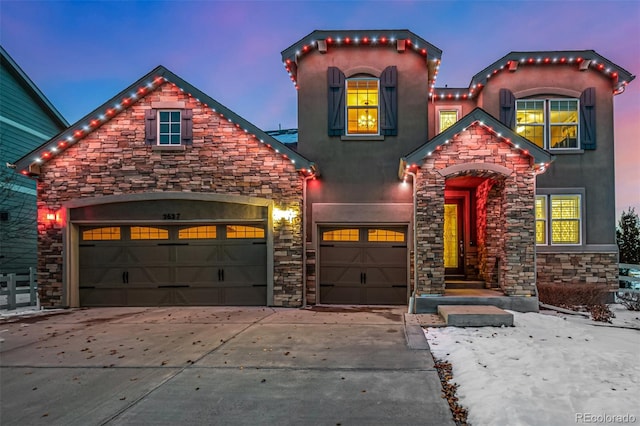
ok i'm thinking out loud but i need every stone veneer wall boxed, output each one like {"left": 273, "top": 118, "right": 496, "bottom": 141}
{"left": 415, "top": 125, "right": 537, "bottom": 296}
{"left": 36, "top": 82, "right": 304, "bottom": 308}
{"left": 536, "top": 252, "right": 618, "bottom": 291}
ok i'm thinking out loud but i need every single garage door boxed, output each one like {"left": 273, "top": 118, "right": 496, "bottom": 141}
{"left": 319, "top": 227, "right": 407, "bottom": 305}
{"left": 79, "top": 224, "right": 266, "bottom": 306}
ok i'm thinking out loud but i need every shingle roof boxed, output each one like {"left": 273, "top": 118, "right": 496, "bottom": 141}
{"left": 14, "top": 66, "right": 316, "bottom": 176}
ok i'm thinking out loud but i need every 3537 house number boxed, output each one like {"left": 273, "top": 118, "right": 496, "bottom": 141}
{"left": 162, "top": 213, "right": 181, "bottom": 220}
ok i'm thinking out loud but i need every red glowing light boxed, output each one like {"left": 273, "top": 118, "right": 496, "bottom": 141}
{"left": 122, "top": 98, "right": 131, "bottom": 105}
{"left": 560, "top": 57, "right": 566, "bottom": 63}
{"left": 73, "top": 130, "right": 83, "bottom": 138}
{"left": 493, "top": 69, "right": 498, "bottom": 74}
{"left": 42, "top": 152, "right": 51, "bottom": 158}
{"left": 528, "top": 58, "right": 535, "bottom": 63}
{"left": 326, "top": 37, "right": 333, "bottom": 44}
{"left": 447, "top": 94, "right": 452, "bottom": 99}
{"left": 598, "top": 64, "right": 605, "bottom": 70}
{"left": 21, "top": 170, "right": 28, "bottom": 175}
{"left": 303, "top": 45, "right": 309, "bottom": 52}
{"left": 137, "top": 87, "right": 146, "bottom": 95}
{"left": 345, "top": 37, "right": 351, "bottom": 44}
{"left": 380, "top": 37, "right": 387, "bottom": 43}
{"left": 106, "top": 108, "right": 115, "bottom": 116}
{"left": 286, "top": 59, "right": 291, "bottom": 64}
{"left": 90, "top": 119, "right": 100, "bottom": 127}
{"left": 463, "top": 94, "right": 468, "bottom": 99}
{"left": 612, "top": 72, "right": 618, "bottom": 78}
{"left": 153, "top": 76, "right": 164, "bottom": 85}
{"left": 406, "top": 39, "right": 411, "bottom": 45}
{"left": 576, "top": 57, "right": 583, "bottom": 63}
{"left": 544, "top": 58, "right": 550, "bottom": 63}
{"left": 421, "top": 49, "right": 426, "bottom": 55}
{"left": 58, "top": 141, "right": 67, "bottom": 148}
{"left": 363, "top": 37, "right": 369, "bottom": 43}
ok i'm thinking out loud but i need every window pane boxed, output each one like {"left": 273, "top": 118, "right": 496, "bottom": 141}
{"left": 346, "top": 79, "right": 378, "bottom": 135}
{"left": 170, "top": 111, "right": 181, "bottom": 122}
{"left": 179, "top": 226, "right": 217, "bottom": 239}
{"left": 171, "top": 124, "right": 180, "bottom": 133}
{"left": 439, "top": 111, "right": 457, "bottom": 133}
{"left": 159, "top": 135, "right": 169, "bottom": 144}
{"left": 171, "top": 134, "right": 180, "bottom": 144}
{"left": 550, "top": 195, "right": 581, "bottom": 244}
{"left": 226, "top": 225, "right": 265, "bottom": 239}
{"left": 160, "top": 124, "right": 169, "bottom": 133}
{"left": 82, "top": 227, "right": 121, "bottom": 241}
{"left": 550, "top": 125, "right": 578, "bottom": 149}
{"left": 322, "top": 229, "right": 359, "bottom": 241}
{"left": 516, "top": 100, "right": 545, "bottom": 147}
{"left": 130, "top": 226, "right": 169, "bottom": 240}
{"left": 159, "top": 111, "right": 170, "bottom": 122}
{"left": 368, "top": 229, "right": 405, "bottom": 242}
{"left": 536, "top": 221, "right": 547, "bottom": 244}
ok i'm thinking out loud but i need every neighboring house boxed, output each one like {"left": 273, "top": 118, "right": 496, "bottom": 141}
{"left": 13, "top": 30, "right": 634, "bottom": 311}
{"left": 0, "top": 46, "right": 68, "bottom": 274}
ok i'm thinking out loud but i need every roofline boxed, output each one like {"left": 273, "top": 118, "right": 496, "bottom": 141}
{"left": 0, "top": 45, "right": 69, "bottom": 129}
{"left": 466, "top": 50, "right": 635, "bottom": 97}
{"left": 402, "top": 107, "right": 553, "bottom": 170}
{"left": 14, "top": 66, "right": 316, "bottom": 175}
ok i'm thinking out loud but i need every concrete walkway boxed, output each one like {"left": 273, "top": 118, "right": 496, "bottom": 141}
{"left": 0, "top": 306, "right": 454, "bottom": 426}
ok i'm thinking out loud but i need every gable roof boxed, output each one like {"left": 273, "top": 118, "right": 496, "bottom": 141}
{"left": 0, "top": 45, "right": 68, "bottom": 129}
{"left": 14, "top": 66, "right": 316, "bottom": 176}
{"left": 401, "top": 108, "right": 553, "bottom": 177}
{"left": 281, "top": 29, "right": 442, "bottom": 92}
{"left": 462, "top": 50, "right": 635, "bottom": 99}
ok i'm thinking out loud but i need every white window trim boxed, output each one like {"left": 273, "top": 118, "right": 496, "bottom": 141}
{"left": 516, "top": 98, "right": 580, "bottom": 151}
{"left": 157, "top": 110, "right": 181, "bottom": 146}
{"left": 536, "top": 190, "right": 585, "bottom": 246}
{"left": 435, "top": 105, "right": 462, "bottom": 134}
{"left": 345, "top": 77, "right": 380, "bottom": 136}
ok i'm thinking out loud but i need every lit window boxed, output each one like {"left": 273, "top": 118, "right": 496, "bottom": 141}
{"left": 536, "top": 194, "right": 582, "bottom": 245}
{"left": 226, "top": 225, "right": 265, "bottom": 239}
{"left": 535, "top": 196, "right": 547, "bottom": 244}
{"left": 178, "top": 226, "right": 217, "bottom": 239}
{"left": 82, "top": 227, "right": 121, "bottom": 241}
{"left": 130, "top": 226, "right": 169, "bottom": 240}
{"left": 322, "top": 229, "right": 360, "bottom": 242}
{"left": 346, "top": 79, "right": 378, "bottom": 135}
{"left": 158, "top": 111, "right": 181, "bottom": 145}
{"left": 368, "top": 229, "right": 405, "bottom": 242}
{"left": 516, "top": 99, "right": 579, "bottom": 150}
{"left": 439, "top": 110, "right": 458, "bottom": 133}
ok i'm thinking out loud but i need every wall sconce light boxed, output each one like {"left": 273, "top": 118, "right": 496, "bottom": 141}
{"left": 40, "top": 209, "right": 63, "bottom": 225}
{"left": 273, "top": 207, "right": 297, "bottom": 223}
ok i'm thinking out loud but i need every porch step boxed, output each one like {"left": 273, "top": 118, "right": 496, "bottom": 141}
{"left": 438, "top": 305, "right": 514, "bottom": 327}
{"left": 445, "top": 280, "right": 486, "bottom": 289}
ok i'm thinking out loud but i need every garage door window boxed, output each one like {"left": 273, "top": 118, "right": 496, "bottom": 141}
{"left": 178, "top": 226, "right": 217, "bottom": 239}
{"left": 322, "top": 229, "right": 360, "bottom": 242}
{"left": 226, "top": 225, "right": 265, "bottom": 239}
{"left": 367, "top": 229, "right": 405, "bottom": 242}
{"left": 130, "top": 226, "right": 169, "bottom": 240}
{"left": 82, "top": 227, "right": 121, "bottom": 241}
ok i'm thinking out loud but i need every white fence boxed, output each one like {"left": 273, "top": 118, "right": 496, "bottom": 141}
{"left": 0, "top": 267, "right": 38, "bottom": 310}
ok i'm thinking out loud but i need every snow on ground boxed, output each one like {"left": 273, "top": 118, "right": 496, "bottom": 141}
{"left": 425, "top": 305, "right": 640, "bottom": 426}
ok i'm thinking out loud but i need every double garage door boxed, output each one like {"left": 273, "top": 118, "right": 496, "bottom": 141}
{"left": 79, "top": 224, "right": 266, "bottom": 306}
{"left": 319, "top": 227, "right": 408, "bottom": 305}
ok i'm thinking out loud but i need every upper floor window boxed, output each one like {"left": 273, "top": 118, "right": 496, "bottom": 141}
{"left": 158, "top": 111, "right": 182, "bottom": 145}
{"left": 439, "top": 110, "right": 458, "bottom": 133}
{"left": 328, "top": 66, "right": 397, "bottom": 137}
{"left": 145, "top": 105, "right": 193, "bottom": 146}
{"left": 516, "top": 99, "right": 579, "bottom": 150}
{"left": 346, "top": 79, "right": 379, "bottom": 135}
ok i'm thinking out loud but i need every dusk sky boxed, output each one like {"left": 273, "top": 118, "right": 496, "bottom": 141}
{"left": 1, "top": 0, "right": 638, "bottom": 218}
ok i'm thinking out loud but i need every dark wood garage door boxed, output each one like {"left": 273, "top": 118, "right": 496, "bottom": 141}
{"left": 79, "top": 224, "right": 266, "bottom": 306}
{"left": 319, "top": 227, "right": 407, "bottom": 305}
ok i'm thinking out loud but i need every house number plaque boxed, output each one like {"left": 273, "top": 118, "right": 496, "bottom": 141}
{"left": 162, "top": 213, "right": 181, "bottom": 220}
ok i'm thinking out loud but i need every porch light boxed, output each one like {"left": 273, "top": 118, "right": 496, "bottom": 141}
{"left": 273, "top": 207, "right": 297, "bottom": 223}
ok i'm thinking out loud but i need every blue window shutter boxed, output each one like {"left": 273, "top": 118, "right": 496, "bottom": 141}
{"left": 499, "top": 89, "right": 515, "bottom": 128}
{"left": 181, "top": 109, "right": 193, "bottom": 145}
{"left": 145, "top": 109, "right": 157, "bottom": 145}
{"left": 327, "top": 67, "right": 345, "bottom": 136}
{"left": 380, "top": 66, "right": 398, "bottom": 136}
{"left": 580, "top": 87, "right": 596, "bottom": 150}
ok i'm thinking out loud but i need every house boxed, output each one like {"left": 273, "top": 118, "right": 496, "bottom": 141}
{"left": 13, "top": 30, "right": 634, "bottom": 311}
{"left": 0, "top": 46, "right": 68, "bottom": 274}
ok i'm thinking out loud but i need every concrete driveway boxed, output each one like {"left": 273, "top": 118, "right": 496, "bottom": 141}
{"left": 0, "top": 306, "right": 453, "bottom": 426}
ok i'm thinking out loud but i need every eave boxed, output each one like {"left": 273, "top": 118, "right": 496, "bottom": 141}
{"left": 14, "top": 66, "right": 317, "bottom": 177}
{"left": 280, "top": 29, "right": 442, "bottom": 94}
{"left": 437, "top": 50, "right": 636, "bottom": 100}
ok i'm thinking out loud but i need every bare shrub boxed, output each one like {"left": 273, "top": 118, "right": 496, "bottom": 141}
{"left": 537, "top": 283, "right": 610, "bottom": 307}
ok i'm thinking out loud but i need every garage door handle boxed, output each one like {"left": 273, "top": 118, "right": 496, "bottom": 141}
{"left": 122, "top": 271, "right": 129, "bottom": 284}
{"left": 218, "top": 269, "right": 225, "bottom": 281}
{"left": 221, "top": 269, "right": 224, "bottom": 281}
{"left": 363, "top": 273, "right": 366, "bottom": 284}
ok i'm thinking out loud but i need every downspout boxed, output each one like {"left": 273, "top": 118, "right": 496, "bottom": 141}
{"left": 405, "top": 171, "right": 418, "bottom": 314}
{"left": 302, "top": 174, "right": 314, "bottom": 308}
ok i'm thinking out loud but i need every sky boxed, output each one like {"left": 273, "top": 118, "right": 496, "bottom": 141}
{"left": 1, "top": 0, "right": 638, "bottom": 218}
{"left": 424, "top": 305, "right": 640, "bottom": 426}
